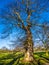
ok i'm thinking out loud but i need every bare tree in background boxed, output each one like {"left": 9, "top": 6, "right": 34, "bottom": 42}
{"left": 41, "top": 23, "right": 49, "bottom": 56}
{"left": 36, "top": 22, "right": 49, "bottom": 56}
{"left": 0, "top": 0, "right": 49, "bottom": 62}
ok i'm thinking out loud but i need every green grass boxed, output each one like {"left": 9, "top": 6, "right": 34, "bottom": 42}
{"left": 0, "top": 51, "right": 49, "bottom": 65}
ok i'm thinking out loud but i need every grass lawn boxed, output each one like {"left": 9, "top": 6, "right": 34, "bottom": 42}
{"left": 0, "top": 51, "right": 49, "bottom": 65}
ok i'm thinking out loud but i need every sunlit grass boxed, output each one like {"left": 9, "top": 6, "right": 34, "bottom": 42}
{"left": 0, "top": 51, "right": 49, "bottom": 65}
{"left": 0, "top": 59, "right": 13, "bottom": 65}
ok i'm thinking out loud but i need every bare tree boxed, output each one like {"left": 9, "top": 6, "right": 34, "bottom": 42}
{"left": 0, "top": 0, "right": 49, "bottom": 62}
{"left": 36, "top": 22, "right": 49, "bottom": 56}
{"left": 41, "top": 22, "right": 49, "bottom": 56}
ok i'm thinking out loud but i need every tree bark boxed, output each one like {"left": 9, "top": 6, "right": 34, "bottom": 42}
{"left": 46, "top": 50, "right": 48, "bottom": 56}
{"left": 24, "top": 27, "right": 34, "bottom": 62}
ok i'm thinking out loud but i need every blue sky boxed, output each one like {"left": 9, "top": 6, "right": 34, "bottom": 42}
{"left": 0, "top": 0, "right": 13, "bottom": 49}
{"left": 0, "top": 0, "right": 49, "bottom": 49}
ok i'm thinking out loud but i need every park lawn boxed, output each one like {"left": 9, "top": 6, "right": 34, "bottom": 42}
{"left": 0, "top": 51, "right": 49, "bottom": 65}
{"left": 0, "top": 53, "right": 9, "bottom": 58}
{"left": 0, "top": 59, "right": 13, "bottom": 65}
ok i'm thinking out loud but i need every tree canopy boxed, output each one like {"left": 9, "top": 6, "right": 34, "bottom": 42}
{"left": 0, "top": 0, "right": 49, "bottom": 48}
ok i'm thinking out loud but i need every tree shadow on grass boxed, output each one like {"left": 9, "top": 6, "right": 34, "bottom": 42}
{"left": 7, "top": 54, "right": 24, "bottom": 65}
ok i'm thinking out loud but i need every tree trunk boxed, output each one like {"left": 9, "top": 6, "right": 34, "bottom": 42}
{"left": 46, "top": 50, "right": 48, "bottom": 56}
{"left": 24, "top": 27, "right": 34, "bottom": 62}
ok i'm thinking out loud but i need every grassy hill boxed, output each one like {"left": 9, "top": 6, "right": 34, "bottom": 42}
{"left": 0, "top": 50, "right": 49, "bottom": 65}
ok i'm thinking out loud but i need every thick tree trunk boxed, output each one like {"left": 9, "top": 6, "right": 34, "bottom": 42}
{"left": 24, "top": 27, "right": 34, "bottom": 62}
{"left": 46, "top": 50, "right": 48, "bottom": 56}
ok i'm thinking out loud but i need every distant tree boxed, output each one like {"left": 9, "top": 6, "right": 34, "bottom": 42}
{"left": 36, "top": 22, "right": 49, "bottom": 56}
{"left": 0, "top": 0, "right": 49, "bottom": 62}
{"left": 42, "top": 22, "right": 49, "bottom": 56}
{"left": 1, "top": 46, "right": 8, "bottom": 50}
